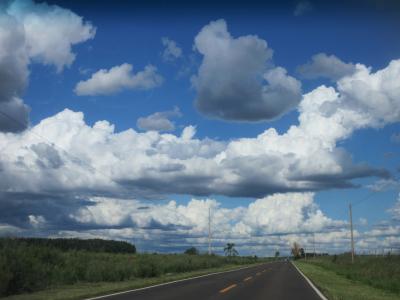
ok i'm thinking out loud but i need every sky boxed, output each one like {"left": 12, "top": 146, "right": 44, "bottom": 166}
{"left": 0, "top": 0, "right": 400, "bottom": 256}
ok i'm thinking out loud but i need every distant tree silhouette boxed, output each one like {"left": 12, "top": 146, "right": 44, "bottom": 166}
{"left": 184, "top": 247, "right": 199, "bottom": 255}
{"left": 1, "top": 237, "right": 136, "bottom": 254}
{"left": 300, "top": 248, "right": 305, "bottom": 258}
{"left": 275, "top": 251, "right": 280, "bottom": 258}
{"left": 224, "top": 243, "right": 238, "bottom": 256}
{"left": 291, "top": 242, "right": 301, "bottom": 259}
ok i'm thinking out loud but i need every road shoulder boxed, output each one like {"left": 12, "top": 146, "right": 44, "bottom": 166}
{"left": 291, "top": 261, "right": 327, "bottom": 300}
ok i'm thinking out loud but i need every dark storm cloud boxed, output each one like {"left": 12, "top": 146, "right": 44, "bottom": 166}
{"left": 118, "top": 173, "right": 217, "bottom": 198}
{"left": 0, "top": 12, "right": 29, "bottom": 132}
{"left": 291, "top": 165, "right": 391, "bottom": 186}
{"left": 118, "top": 155, "right": 391, "bottom": 199}
{"left": 0, "top": 192, "right": 88, "bottom": 229}
{"left": 0, "top": 192, "right": 149, "bottom": 234}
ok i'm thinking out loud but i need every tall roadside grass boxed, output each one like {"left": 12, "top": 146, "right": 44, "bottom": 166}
{"left": 0, "top": 238, "right": 259, "bottom": 297}
{"left": 302, "top": 254, "right": 400, "bottom": 294}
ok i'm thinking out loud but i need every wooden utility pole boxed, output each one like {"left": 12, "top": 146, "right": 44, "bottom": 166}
{"left": 313, "top": 233, "right": 316, "bottom": 258}
{"left": 208, "top": 207, "right": 211, "bottom": 255}
{"left": 349, "top": 203, "right": 355, "bottom": 263}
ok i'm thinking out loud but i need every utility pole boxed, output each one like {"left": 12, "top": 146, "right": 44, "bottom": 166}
{"left": 208, "top": 206, "right": 211, "bottom": 255}
{"left": 349, "top": 203, "right": 355, "bottom": 263}
{"left": 313, "top": 233, "right": 316, "bottom": 258}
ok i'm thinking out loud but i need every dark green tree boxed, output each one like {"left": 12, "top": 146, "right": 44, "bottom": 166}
{"left": 224, "top": 243, "right": 238, "bottom": 256}
{"left": 300, "top": 248, "right": 305, "bottom": 258}
{"left": 184, "top": 247, "right": 199, "bottom": 255}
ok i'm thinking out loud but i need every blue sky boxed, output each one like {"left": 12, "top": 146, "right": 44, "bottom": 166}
{"left": 0, "top": 0, "right": 400, "bottom": 255}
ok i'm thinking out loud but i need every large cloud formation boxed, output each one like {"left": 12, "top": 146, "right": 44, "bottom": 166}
{"left": 0, "top": 0, "right": 95, "bottom": 132}
{"left": 1, "top": 9, "right": 400, "bottom": 254}
{"left": 192, "top": 19, "right": 302, "bottom": 122}
{"left": 0, "top": 191, "right": 353, "bottom": 255}
{"left": 65, "top": 193, "right": 349, "bottom": 254}
{"left": 2, "top": 56, "right": 400, "bottom": 254}
{"left": 1, "top": 59, "right": 399, "bottom": 202}
{"left": 7, "top": 192, "right": 397, "bottom": 255}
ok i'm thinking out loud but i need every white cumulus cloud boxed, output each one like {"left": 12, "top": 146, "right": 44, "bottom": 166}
{"left": 0, "top": 0, "right": 95, "bottom": 132}
{"left": 7, "top": 0, "right": 96, "bottom": 72}
{"left": 68, "top": 192, "right": 348, "bottom": 254}
{"left": 2, "top": 59, "right": 399, "bottom": 202}
{"left": 297, "top": 53, "right": 356, "bottom": 80}
{"left": 74, "top": 63, "right": 163, "bottom": 96}
{"left": 294, "top": 1, "right": 313, "bottom": 16}
{"left": 28, "top": 215, "right": 46, "bottom": 229}
{"left": 388, "top": 194, "right": 400, "bottom": 221}
{"left": 161, "top": 37, "right": 182, "bottom": 62}
{"left": 137, "top": 107, "right": 182, "bottom": 132}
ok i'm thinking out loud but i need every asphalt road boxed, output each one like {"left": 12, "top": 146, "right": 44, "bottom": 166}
{"left": 89, "top": 261, "right": 322, "bottom": 300}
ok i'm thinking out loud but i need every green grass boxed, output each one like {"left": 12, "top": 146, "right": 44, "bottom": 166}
{"left": 295, "top": 257, "right": 400, "bottom": 300}
{"left": 0, "top": 238, "right": 267, "bottom": 299}
{"left": 300, "top": 255, "right": 400, "bottom": 294}
{"left": 1, "top": 263, "right": 261, "bottom": 300}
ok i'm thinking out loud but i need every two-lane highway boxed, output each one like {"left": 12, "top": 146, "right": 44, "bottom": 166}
{"left": 88, "top": 261, "right": 323, "bottom": 300}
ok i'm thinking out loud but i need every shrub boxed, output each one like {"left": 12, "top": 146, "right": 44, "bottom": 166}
{"left": 184, "top": 247, "right": 199, "bottom": 255}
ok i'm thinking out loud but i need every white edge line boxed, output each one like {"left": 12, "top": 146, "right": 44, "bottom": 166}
{"left": 291, "top": 261, "right": 328, "bottom": 300}
{"left": 85, "top": 263, "right": 265, "bottom": 300}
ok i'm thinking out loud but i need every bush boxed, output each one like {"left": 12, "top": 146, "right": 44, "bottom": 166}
{"left": 184, "top": 247, "right": 199, "bottom": 255}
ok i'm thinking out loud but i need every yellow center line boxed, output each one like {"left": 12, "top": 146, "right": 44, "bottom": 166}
{"left": 219, "top": 284, "right": 237, "bottom": 293}
{"left": 243, "top": 276, "right": 253, "bottom": 282}
{"left": 256, "top": 272, "right": 262, "bottom": 276}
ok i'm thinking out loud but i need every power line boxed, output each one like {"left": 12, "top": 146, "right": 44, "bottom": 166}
{"left": 352, "top": 190, "right": 379, "bottom": 207}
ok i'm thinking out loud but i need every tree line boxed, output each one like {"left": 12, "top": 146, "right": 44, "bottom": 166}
{"left": 1, "top": 237, "right": 136, "bottom": 254}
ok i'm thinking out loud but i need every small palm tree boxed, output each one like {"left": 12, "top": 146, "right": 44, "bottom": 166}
{"left": 224, "top": 243, "right": 238, "bottom": 256}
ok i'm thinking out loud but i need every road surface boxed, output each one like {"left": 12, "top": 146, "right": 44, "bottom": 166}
{"left": 89, "top": 261, "right": 322, "bottom": 300}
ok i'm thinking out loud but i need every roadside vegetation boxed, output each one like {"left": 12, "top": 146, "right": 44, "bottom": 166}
{"left": 0, "top": 238, "right": 261, "bottom": 299}
{"left": 295, "top": 254, "right": 400, "bottom": 300}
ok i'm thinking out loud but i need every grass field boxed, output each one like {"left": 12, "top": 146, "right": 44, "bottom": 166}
{"left": 2, "top": 263, "right": 260, "bottom": 300}
{"left": 295, "top": 255, "right": 400, "bottom": 300}
{"left": 0, "top": 238, "right": 265, "bottom": 299}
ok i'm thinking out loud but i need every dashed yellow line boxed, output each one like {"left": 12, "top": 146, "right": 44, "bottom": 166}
{"left": 243, "top": 276, "right": 253, "bottom": 282}
{"left": 219, "top": 284, "right": 237, "bottom": 293}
